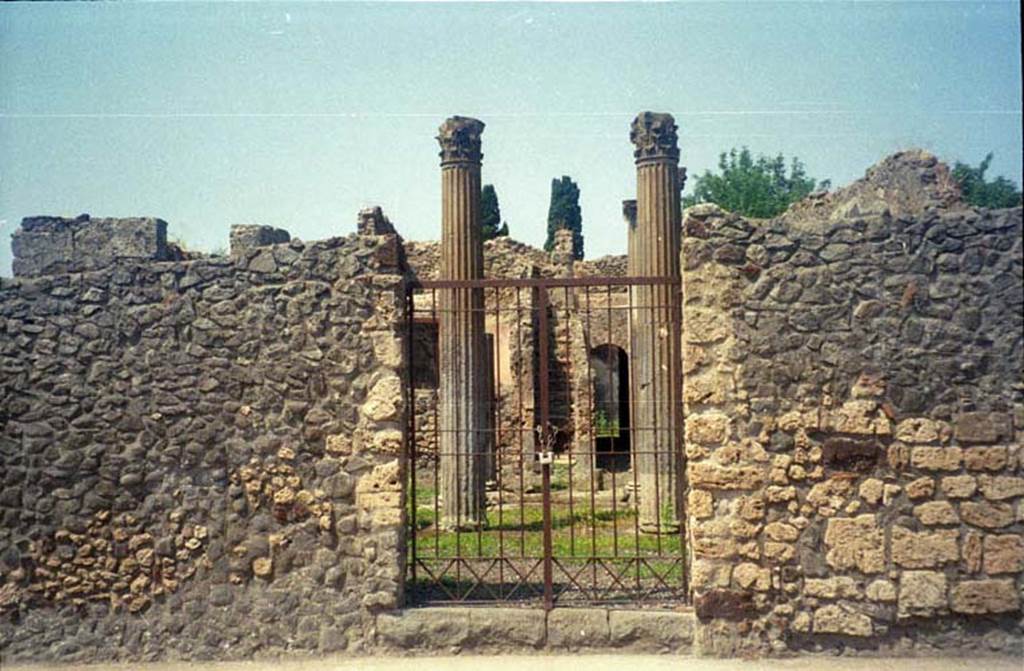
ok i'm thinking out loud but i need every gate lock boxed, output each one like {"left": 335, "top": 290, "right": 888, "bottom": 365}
{"left": 538, "top": 451, "right": 554, "bottom": 465}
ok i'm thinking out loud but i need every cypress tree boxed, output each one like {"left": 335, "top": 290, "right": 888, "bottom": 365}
{"left": 544, "top": 176, "right": 584, "bottom": 260}
{"left": 480, "top": 184, "right": 509, "bottom": 240}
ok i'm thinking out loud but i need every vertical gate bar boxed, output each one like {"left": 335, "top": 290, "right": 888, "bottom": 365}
{"left": 584, "top": 287, "right": 597, "bottom": 567}
{"left": 493, "top": 286, "right": 504, "bottom": 592}
{"left": 407, "top": 283, "right": 418, "bottom": 587}
{"left": 650, "top": 286, "right": 663, "bottom": 555}
{"left": 563, "top": 285, "right": 575, "bottom": 560}
{"left": 627, "top": 281, "right": 641, "bottom": 592}
{"left": 516, "top": 288, "right": 526, "bottom": 558}
{"left": 432, "top": 289, "right": 441, "bottom": 559}
{"left": 537, "top": 285, "right": 554, "bottom": 611}
{"left": 605, "top": 283, "right": 618, "bottom": 559}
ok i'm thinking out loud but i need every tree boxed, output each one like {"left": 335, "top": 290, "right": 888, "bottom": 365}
{"left": 951, "top": 153, "right": 1023, "bottom": 209}
{"left": 682, "top": 147, "right": 830, "bottom": 219}
{"left": 480, "top": 184, "right": 509, "bottom": 240}
{"left": 544, "top": 176, "right": 584, "bottom": 260}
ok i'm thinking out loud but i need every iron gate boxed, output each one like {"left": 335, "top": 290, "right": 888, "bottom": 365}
{"left": 405, "top": 276, "right": 687, "bottom": 609}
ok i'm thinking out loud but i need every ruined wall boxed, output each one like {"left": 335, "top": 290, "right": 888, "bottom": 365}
{"left": 0, "top": 219, "right": 408, "bottom": 663}
{"left": 681, "top": 152, "right": 1024, "bottom": 656}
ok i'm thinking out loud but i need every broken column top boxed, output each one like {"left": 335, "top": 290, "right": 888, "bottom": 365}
{"left": 629, "top": 111, "right": 679, "bottom": 163}
{"left": 622, "top": 199, "right": 637, "bottom": 228}
{"left": 436, "top": 116, "right": 485, "bottom": 165}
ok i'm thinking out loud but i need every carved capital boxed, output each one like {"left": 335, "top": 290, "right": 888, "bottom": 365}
{"left": 630, "top": 111, "right": 679, "bottom": 163}
{"left": 437, "top": 116, "right": 485, "bottom": 165}
{"left": 622, "top": 199, "right": 637, "bottom": 228}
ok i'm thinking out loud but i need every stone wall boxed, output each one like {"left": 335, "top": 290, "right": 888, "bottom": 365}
{"left": 680, "top": 152, "right": 1024, "bottom": 655}
{"left": 0, "top": 217, "right": 408, "bottom": 662}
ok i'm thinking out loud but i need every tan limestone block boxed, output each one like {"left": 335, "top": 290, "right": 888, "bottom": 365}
{"left": 913, "top": 501, "right": 958, "bottom": 526}
{"left": 685, "top": 413, "right": 731, "bottom": 446}
{"left": 807, "top": 477, "right": 855, "bottom": 510}
{"left": 905, "top": 477, "right": 935, "bottom": 500}
{"left": 824, "top": 515, "right": 885, "bottom": 574}
{"left": 983, "top": 534, "right": 1024, "bottom": 574}
{"left": 858, "top": 478, "right": 884, "bottom": 505}
{"left": 732, "top": 562, "right": 771, "bottom": 591}
{"left": 764, "top": 522, "right": 799, "bottom": 543}
{"left": 362, "top": 374, "right": 402, "bottom": 422}
{"left": 866, "top": 579, "right": 896, "bottom": 602}
{"left": 736, "top": 495, "right": 766, "bottom": 521}
{"left": 688, "top": 489, "right": 714, "bottom": 519}
{"left": 688, "top": 462, "right": 765, "bottom": 490}
{"left": 963, "top": 447, "right": 1009, "bottom": 472}
{"left": 891, "top": 527, "right": 959, "bottom": 568}
{"left": 252, "top": 557, "right": 273, "bottom": 579}
{"left": 692, "top": 536, "right": 736, "bottom": 560}
{"left": 691, "top": 559, "right": 731, "bottom": 590}
{"left": 963, "top": 531, "right": 983, "bottom": 573}
{"left": 897, "top": 571, "right": 947, "bottom": 619}
{"left": 894, "top": 418, "right": 951, "bottom": 445}
{"left": 325, "top": 434, "right": 353, "bottom": 456}
{"left": 763, "top": 542, "right": 795, "bottom": 563}
{"left": 977, "top": 475, "right": 1024, "bottom": 500}
{"left": 950, "top": 579, "right": 1020, "bottom": 614}
{"left": 804, "top": 577, "right": 862, "bottom": 600}
{"left": 940, "top": 475, "right": 977, "bottom": 499}
{"left": 766, "top": 486, "right": 797, "bottom": 502}
{"left": 813, "top": 605, "right": 872, "bottom": 636}
{"left": 960, "top": 501, "right": 1015, "bottom": 529}
{"left": 911, "top": 447, "right": 962, "bottom": 471}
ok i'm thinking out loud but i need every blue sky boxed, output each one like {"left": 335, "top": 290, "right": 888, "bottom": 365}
{"left": 1, "top": 2, "right": 1021, "bottom": 275}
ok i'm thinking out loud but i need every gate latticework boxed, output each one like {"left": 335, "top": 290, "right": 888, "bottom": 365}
{"left": 406, "top": 275, "right": 687, "bottom": 609}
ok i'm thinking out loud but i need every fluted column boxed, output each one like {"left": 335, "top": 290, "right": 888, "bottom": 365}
{"left": 628, "top": 112, "right": 683, "bottom": 533}
{"left": 437, "top": 116, "right": 488, "bottom": 530}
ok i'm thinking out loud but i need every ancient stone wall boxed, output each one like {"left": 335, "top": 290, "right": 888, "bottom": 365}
{"left": 681, "top": 153, "right": 1024, "bottom": 655}
{"left": 0, "top": 217, "right": 408, "bottom": 662}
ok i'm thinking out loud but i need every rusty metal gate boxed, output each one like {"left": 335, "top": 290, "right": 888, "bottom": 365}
{"left": 405, "top": 276, "right": 687, "bottom": 609}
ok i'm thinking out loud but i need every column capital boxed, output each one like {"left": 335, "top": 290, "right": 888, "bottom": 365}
{"left": 622, "top": 199, "right": 637, "bottom": 228}
{"left": 629, "top": 111, "right": 679, "bottom": 163}
{"left": 437, "top": 116, "right": 485, "bottom": 165}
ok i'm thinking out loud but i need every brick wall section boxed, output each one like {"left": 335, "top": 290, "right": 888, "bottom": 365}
{"left": 0, "top": 219, "right": 408, "bottom": 662}
{"left": 682, "top": 176, "right": 1023, "bottom": 655}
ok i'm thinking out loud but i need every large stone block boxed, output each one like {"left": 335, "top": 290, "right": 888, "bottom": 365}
{"left": 950, "top": 579, "right": 1020, "bottom": 614}
{"left": 688, "top": 462, "right": 764, "bottom": 490}
{"left": 897, "top": 571, "right": 947, "bottom": 619}
{"left": 910, "top": 447, "right": 962, "bottom": 471}
{"left": 960, "top": 501, "right": 1015, "bottom": 529}
{"left": 812, "top": 604, "right": 872, "bottom": 636}
{"left": 608, "top": 610, "right": 695, "bottom": 652}
{"left": 963, "top": 446, "right": 1010, "bottom": 472}
{"left": 891, "top": 527, "right": 959, "bottom": 568}
{"left": 978, "top": 475, "right": 1024, "bottom": 500}
{"left": 824, "top": 515, "right": 885, "bottom": 574}
{"left": 954, "top": 412, "right": 1013, "bottom": 444}
{"left": 230, "top": 224, "right": 291, "bottom": 256}
{"left": 547, "top": 608, "right": 610, "bottom": 649}
{"left": 983, "top": 534, "right": 1024, "bottom": 575}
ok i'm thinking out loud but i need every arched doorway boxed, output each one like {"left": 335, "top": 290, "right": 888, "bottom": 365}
{"left": 590, "top": 344, "right": 631, "bottom": 471}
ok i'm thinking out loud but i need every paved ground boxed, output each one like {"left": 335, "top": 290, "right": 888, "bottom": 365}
{"left": 6, "top": 655, "right": 1023, "bottom": 671}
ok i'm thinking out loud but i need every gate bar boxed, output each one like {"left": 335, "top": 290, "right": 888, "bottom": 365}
{"left": 537, "top": 285, "right": 554, "bottom": 611}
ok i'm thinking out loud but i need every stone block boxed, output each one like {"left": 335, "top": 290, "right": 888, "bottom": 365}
{"left": 905, "top": 476, "right": 934, "bottom": 499}
{"left": 375, "top": 607, "right": 470, "bottom": 649}
{"left": 804, "top": 576, "right": 862, "bottom": 600}
{"left": 812, "top": 604, "right": 872, "bottom": 636}
{"left": 686, "top": 413, "right": 730, "bottom": 446}
{"left": 546, "top": 608, "right": 610, "bottom": 649}
{"left": 983, "top": 534, "right": 1024, "bottom": 575}
{"left": 894, "top": 418, "right": 951, "bottom": 444}
{"left": 897, "top": 571, "right": 947, "bottom": 619}
{"left": 230, "top": 224, "right": 290, "bottom": 256}
{"left": 824, "top": 515, "right": 884, "bottom": 574}
{"left": 891, "top": 527, "right": 959, "bottom": 568}
{"left": 963, "top": 447, "right": 1009, "bottom": 472}
{"left": 910, "top": 447, "right": 962, "bottom": 471}
{"left": 608, "top": 609, "right": 695, "bottom": 653}
{"left": 694, "top": 589, "right": 757, "bottom": 621}
{"left": 913, "top": 501, "right": 958, "bottom": 525}
{"left": 466, "top": 607, "right": 545, "bottom": 649}
{"left": 865, "top": 579, "right": 896, "bottom": 602}
{"left": 960, "top": 501, "right": 1015, "bottom": 529}
{"left": 954, "top": 412, "right": 1013, "bottom": 444}
{"left": 950, "top": 579, "right": 1020, "bottom": 614}
{"left": 688, "top": 489, "right": 713, "bottom": 518}
{"left": 732, "top": 562, "right": 771, "bottom": 591}
{"left": 858, "top": 478, "right": 884, "bottom": 505}
{"left": 688, "top": 462, "right": 764, "bottom": 490}
{"left": 940, "top": 475, "right": 977, "bottom": 498}
{"left": 978, "top": 475, "right": 1024, "bottom": 500}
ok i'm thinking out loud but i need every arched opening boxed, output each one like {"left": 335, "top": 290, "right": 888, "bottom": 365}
{"left": 590, "top": 344, "right": 631, "bottom": 472}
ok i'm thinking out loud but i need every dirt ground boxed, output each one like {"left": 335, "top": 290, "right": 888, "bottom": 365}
{"left": 6, "top": 654, "right": 1023, "bottom": 671}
